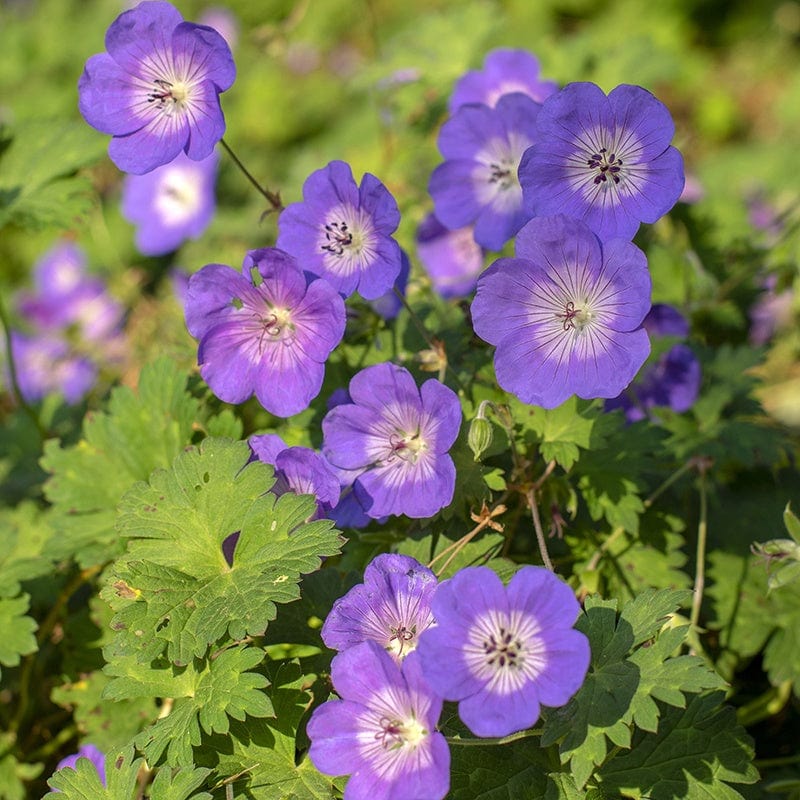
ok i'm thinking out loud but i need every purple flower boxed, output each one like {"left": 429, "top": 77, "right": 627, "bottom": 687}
{"left": 322, "top": 554, "right": 437, "bottom": 661}
{"left": 122, "top": 150, "right": 218, "bottom": 255}
{"left": 307, "top": 642, "right": 450, "bottom": 800}
{"left": 185, "top": 248, "right": 346, "bottom": 417}
{"left": 416, "top": 566, "right": 590, "bottom": 738}
{"left": 749, "top": 276, "right": 794, "bottom": 346}
{"left": 78, "top": 0, "right": 235, "bottom": 174}
{"left": 429, "top": 93, "right": 540, "bottom": 251}
{"left": 54, "top": 744, "right": 106, "bottom": 787}
{"left": 449, "top": 48, "right": 557, "bottom": 113}
{"left": 322, "top": 363, "right": 461, "bottom": 519}
{"left": 17, "top": 243, "right": 124, "bottom": 342}
{"left": 416, "top": 213, "right": 484, "bottom": 299}
{"left": 604, "top": 304, "right": 701, "bottom": 422}
{"left": 249, "top": 433, "right": 340, "bottom": 518}
{"left": 519, "top": 82, "right": 685, "bottom": 242}
{"left": 276, "top": 160, "right": 403, "bottom": 300}
{"left": 7, "top": 333, "right": 97, "bottom": 404}
{"left": 471, "top": 214, "right": 652, "bottom": 409}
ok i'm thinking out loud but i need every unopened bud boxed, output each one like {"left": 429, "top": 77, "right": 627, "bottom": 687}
{"left": 468, "top": 416, "right": 494, "bottom": 462}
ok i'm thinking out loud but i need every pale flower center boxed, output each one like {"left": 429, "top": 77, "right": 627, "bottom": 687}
{"left": 374, "top": 715, "right": 428, "bottom": 751}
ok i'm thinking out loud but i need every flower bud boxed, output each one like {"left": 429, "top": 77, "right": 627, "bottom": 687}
{"left": 468, "top": 416, "right": 494, "bottom": 461}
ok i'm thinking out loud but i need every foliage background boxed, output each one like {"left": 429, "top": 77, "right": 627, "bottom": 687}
{"left": 1, "top": 0, "right": 800, "bottom": 797}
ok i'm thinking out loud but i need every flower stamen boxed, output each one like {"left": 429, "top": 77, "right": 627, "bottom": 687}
{"left": 587, "top": 147, "right": 623, "bottom": 185}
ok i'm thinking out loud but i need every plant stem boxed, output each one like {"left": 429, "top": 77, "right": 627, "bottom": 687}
{"left": 0, "top": 294, "right": 47, "bottom": 439}
{"left": 391, "top": 287, "right": 467, "bottom": 392}
{"left": 446, "top": 729, "right": 541, "bottom": 746}
{"left": 219, "top": 137, "right": 283, "bottom": 211}
{"left": 526, "top": 487, "right": 553, "bottom": 571}
{"left": 643, "top": 457, "right": 697, "bottom": 509}
{"left": 690, "top": 462, "right": 710, "bottom": 632}
{"left": 428, "top": 502, "right": 506, "bottom": 577}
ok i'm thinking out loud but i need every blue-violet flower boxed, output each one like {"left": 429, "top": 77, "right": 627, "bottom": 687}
{"left": 519, "top": 82, "right": 685, "bottom": 242}
{"left": 416, "top": 565, "right": 590, "bottom": 737}
{"left": 605, "top": 304, "right": 701, "bottom": 422}
{"left": 429, "top": 93, "right": 540, "bottom": 251}
{"left": 449, "top": 48, "right": 557, "bottom": 113}
{"left": 78, "top": 0, "right": 235, "bottom": 174}
{"left": 249, "top": 433, "right": 340, "bottom": 519}
{"left": 416, "top": 212, "right": 484, "bottom": 299}
{"left": 185, "top": 248, "right": 346, "bottom": 417}
{"left": 322, "top": 554, "right": 437, "bottom": 661}
{"left": 322, "top": 363, "right": 461, "bottom": 519}
{"left": 471, "top": 214, "right": 652, "bottom": 409}
{"left": 307, "top": 641, "right": 450, "bottom": 800}
{"left": 276, "top": 160, "right": 403, "bottom": 300}
{"left": 122, "top": 150, "right": 218, "bottom": 255}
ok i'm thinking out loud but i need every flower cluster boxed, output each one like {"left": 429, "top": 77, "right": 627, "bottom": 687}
{"left": 307, "top": 555, "right": 590, "bottom": 799}
{"left": 5, "top": 242, "right": 124, "bottom": 404}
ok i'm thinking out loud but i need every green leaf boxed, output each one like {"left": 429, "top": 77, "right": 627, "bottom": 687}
{"left": 198, "top": 661, "right": 336, "bottom": 799}
{"left": 597, "top": 692, "right": 758, "bottom": 799}
{"left": 43, "top": 745, "right": 211, "bottom": 800}
{"left": 41, "top": 358, "right": 200, "bottom": 567}
{"left": 0, "top": 502, "right": 54, "bottom": 596}
{"left": 0, "top": 595, "right": 37, "bottom": 676}
{"left": 0, "top": 119, "right": 106, "bottom": 230}
{"left": 512, "top": 396, "right": 600, "bottom": 471}
{"left": 0, "top": 733, "right": 43, "bottom": 800}
{"left": 448, "top": 735, "right": 551, "bottom": 799}
{"left": 44, "top": 746, "right": 142, "bottom": 800}
{"left": 105, "top": 438, "right": 342, "bottom": 664}
{"left": 542, "top": 590, "right": 724, "bottom": 788}
{"left": 125, "top": 647, "right": 273, "bottom": 766}
{"left": 51, "top": 669, "right": 158, "bottom": 750}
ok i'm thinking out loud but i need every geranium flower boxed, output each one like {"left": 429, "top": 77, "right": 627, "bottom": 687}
{"left": 307, "top": 642, "right": 450, "bottom": 800}
{"left": 449, "top": 48, "right": 557, "bottom": 113}
{"left": 321, "top": 363, "right": 461, "bottom": 519}
{"left": 429, "top": 93, "right": 540, "bottom": 251}
{"left": 415, "top": 212, "right": 484, "bottom": 299}
{"left": 78, "top": 0, "right": 235, "bottom": 174}
{"left": 122, "top": 150, "right": 218, "bottom": 256}
{"left": 7, "top": 333, "right": 97, "bottom": 404}
{"left": 322, "top": 554, "right": 437, "bottom": 661}
{"left": 471, "top": 214, "right": 651, "bottom": 409}
{"left": 276, "top": 160, "right": 403, "bottom": 300}
{"left": 416, "top": 566, "right": 590, "bottom": 738}
{"left": 184, "top": 248, "right": 346, "bottom": 417}
{"left": 519, "top": 82, "right": 684, "bottom": 242}
{"left": 605, "top": 304, "right": 701, "bottom": 422}
{"left": 17, "top": 243, "right": 124, "bottom": 342}
{"left": 249, "top": 433, "right": 340, "bottom": 518}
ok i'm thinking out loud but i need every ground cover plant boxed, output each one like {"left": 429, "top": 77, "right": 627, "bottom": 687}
{"left": 1, "top": 0, "right": 799, "bottom": 798}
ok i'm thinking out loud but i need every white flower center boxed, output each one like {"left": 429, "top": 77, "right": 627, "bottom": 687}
{"left": 464, "top": 608, "right": 544, "bottom": 694}
{"left": 153, "top": 165, "right": 204, "bottom": 225}
{"left": 319, "top": 206, "right": 377, "bottom": 277}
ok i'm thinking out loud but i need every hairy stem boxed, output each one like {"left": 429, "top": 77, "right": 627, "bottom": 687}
{"left": 446, "top": 729, "right": 541, "bottom": 746}
{"left": 690, "top": 463, "right": 709, "bottom": 632}
{"left": 219, "top": 138, "right": 283, "bottom": 211}
{"left": 0, "top": 294, "right": 47, "bottom": 439}
{"left": 526, "top": 487, "right": 553, "bottom": 572}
